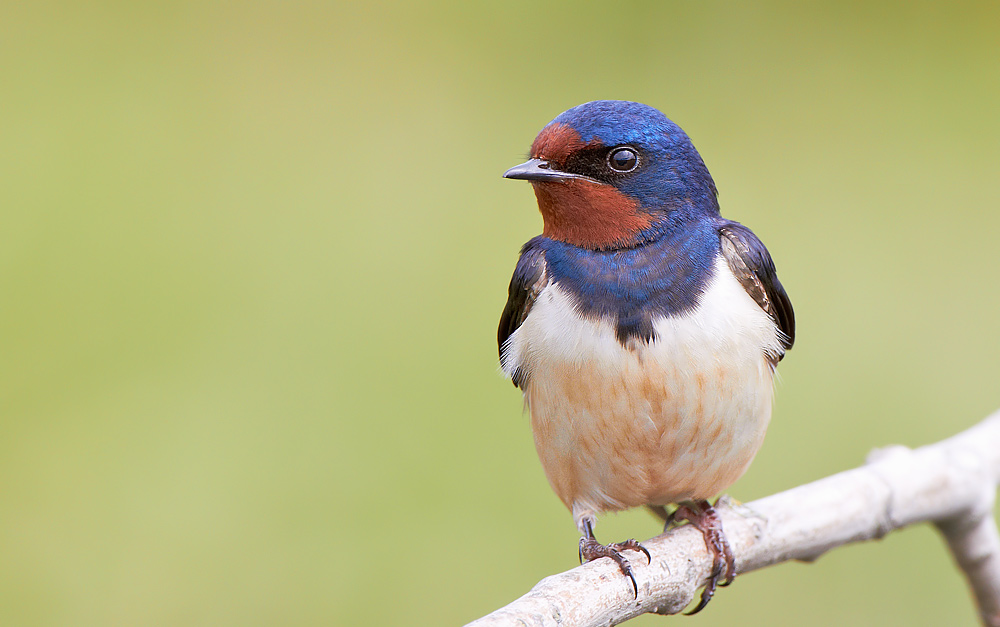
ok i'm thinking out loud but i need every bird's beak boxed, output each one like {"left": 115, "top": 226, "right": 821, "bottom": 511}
{"left": 503, "top": 158, "right": 582, "bottom": 182}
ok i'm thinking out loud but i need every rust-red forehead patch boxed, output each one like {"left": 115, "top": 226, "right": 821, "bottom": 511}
{"left": 530, "top": 123, "right": 602, "bottom": 167}
{"left": 527, "top": 123, "right": 649, "bottom": 250}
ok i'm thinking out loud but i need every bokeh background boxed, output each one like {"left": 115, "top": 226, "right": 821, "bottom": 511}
{"left": 3, "top": 2, "right": 999, "bottom": 625}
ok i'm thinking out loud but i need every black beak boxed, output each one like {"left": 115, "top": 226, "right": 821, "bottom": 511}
{"left": 503, "top": 158, "right": 582, "bottom": 182}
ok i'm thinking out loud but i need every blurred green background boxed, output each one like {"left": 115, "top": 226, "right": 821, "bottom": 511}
{"left": 3, "top": 1, "right": 999, "bottom": 625}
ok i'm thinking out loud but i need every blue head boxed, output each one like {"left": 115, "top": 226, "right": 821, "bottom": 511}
{"left": 504, "top": 101, "right": 720, "bottom": 250}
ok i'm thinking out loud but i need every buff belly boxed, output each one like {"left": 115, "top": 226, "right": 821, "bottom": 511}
{"left": 503, "top": 256, "right": 783, "bottom": 519}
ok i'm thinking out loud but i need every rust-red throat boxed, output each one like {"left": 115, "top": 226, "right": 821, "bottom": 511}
{"left": 529, "top": 123, "right": 653, "bottom": 250}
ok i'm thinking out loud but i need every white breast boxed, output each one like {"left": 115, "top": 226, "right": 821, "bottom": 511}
{"left": 502, "top": 255, "right": 785, "bottom": 521}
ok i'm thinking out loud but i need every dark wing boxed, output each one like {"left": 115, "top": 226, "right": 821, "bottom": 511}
{"left": 498, "top": 240, "right": 548, "bottom": 389}
{"left": 718, "top": 222, "right": 795, "bottom": 363}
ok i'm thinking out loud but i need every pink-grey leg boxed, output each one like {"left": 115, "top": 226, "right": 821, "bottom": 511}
{"left": 665, "top": 499, "right": 736, "bottom": 615}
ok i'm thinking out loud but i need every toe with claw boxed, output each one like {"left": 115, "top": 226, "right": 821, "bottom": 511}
{"left": 578, "top": 519, "right": 650, "bottom": 598}
{"left": 666, "top": 499, "right": 736, "bottom": 615}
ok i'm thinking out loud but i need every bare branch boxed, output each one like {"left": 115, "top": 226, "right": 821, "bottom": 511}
{"left": 935, "top": 498, "right": 1000, "bottom": 627}
{"left": 467, "top": 410, "right": 1000, "bottom": 627}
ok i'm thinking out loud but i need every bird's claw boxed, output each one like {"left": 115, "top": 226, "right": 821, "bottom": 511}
{"left": 579, "top": 536, "right": 649, "bottom": 598}
{"left": 668, "top": 500, "right": 736, "bottom": 615}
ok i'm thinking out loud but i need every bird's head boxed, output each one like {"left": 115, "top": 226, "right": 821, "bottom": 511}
{"left": 504, "top": 100, "right": 719, "bottom": 251}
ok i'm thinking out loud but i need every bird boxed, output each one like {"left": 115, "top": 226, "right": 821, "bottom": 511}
{"left": 498, "top": 100, "right": 794, "bottom": 613}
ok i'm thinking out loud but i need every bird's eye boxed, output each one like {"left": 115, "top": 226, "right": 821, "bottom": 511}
{"left": 607, "top": 147, "right": 639, "bottom": 173}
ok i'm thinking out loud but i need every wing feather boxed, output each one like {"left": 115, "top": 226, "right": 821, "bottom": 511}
{"left": 719, "top": 222, "right": 795, "bottom": 363}
{"left": 498, "top": 240, "right": 548, "bottom": 388}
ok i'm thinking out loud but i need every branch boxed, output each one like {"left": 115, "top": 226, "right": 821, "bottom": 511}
{"left": 467, "top": 410, "right": 1000, "bottom": 627}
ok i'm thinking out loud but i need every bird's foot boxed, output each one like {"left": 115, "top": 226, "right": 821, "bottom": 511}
{"left": 578, "top": 536, "right": 650, "bottom": 597}
{"left": 667, "top": 499, "right": 735, "bottom": 615}
{"left": 578, "top": 521, "right": 650, "bottom": 598}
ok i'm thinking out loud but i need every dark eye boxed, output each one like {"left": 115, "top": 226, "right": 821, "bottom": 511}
{"left": 607, "top": 147, "right": 638, "bottom": 172}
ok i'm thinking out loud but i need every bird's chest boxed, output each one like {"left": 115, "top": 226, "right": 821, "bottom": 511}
{"left": 503, "top": 256, "right": 782, "bottom": 513}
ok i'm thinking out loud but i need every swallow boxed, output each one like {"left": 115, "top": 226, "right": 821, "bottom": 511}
{"left": 498, "top": 100, "right": 794, "bottom": 612}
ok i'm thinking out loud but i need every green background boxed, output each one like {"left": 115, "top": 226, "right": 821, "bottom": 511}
{"left": 4, "top": 2, "right": 999, "bottom": 625}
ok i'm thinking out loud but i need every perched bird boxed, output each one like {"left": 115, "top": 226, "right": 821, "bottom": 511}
{"left": 499, "top": 101, "right": 794, "bottom": 613}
